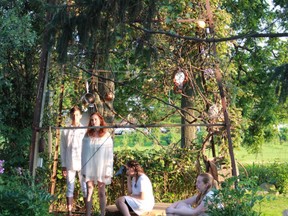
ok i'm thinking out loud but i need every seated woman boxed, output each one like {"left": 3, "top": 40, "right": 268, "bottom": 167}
{"left": 166, "top": 173, "right": 216, "bottom": 216}
{"left": 115, "top": 160, "right": 155, "bottom": 216}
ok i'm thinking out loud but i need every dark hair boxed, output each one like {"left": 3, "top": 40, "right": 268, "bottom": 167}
{"left": 86, "top": 112, "right": 107, "bottom": 137}
{"left": 70, "top": 105, "right": 81, "bottom": 115}
{"left": 126, "top": 160, "right": 144, "bottom": 174}
{"left": 126, "top": 160, "right": 145, "bottom": 187}
{"left": 195, "top": 173, "right": 214, "bottom": 207}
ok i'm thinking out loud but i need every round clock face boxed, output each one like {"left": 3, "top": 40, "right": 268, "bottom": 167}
{"left": 174, "top": 71, "right": 186, "bottom": 85}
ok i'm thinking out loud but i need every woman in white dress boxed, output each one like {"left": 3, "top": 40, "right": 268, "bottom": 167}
{"left": 81, "top": 112, "right": 113, "bottom": 216}
{"left": 115, "top": 160, "right": 155, "bottom": 216}
{"left": 166, "top": 173, "right": 217, "bottom": 216}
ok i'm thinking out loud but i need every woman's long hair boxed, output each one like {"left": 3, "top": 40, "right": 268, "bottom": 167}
{"left": 126, "top": 160, "right": 144, "bottom": 174}
{"left": 195, "top": 173, "right": 214, "bottom": 207}
{"left": 86, "top": 112, "right": 107, "bottom": 137}
{"left": 126, "top": 160, "right": 144, "bottom": 186}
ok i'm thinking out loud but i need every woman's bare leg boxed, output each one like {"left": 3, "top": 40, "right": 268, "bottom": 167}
{"left": 86, "top": 181, "right": 94, "bottom": 216}
{"left": 115, "top": 196, "right": 131, "bottom": 216}
{"left": 98, "top": 182, "right": 106, "bottom": 216}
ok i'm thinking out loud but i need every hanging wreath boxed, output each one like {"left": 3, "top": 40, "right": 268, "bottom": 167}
{"left": 173, "top": 69, "right": 188, "bottom": 93}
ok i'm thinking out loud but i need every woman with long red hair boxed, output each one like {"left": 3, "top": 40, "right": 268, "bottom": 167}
{"left": 81, "top": 112, "right": 114, "bottom": 216}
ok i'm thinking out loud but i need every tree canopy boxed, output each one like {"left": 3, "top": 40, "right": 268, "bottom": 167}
{"left": 0, "top": 0, "right": 287, "bottom": 169}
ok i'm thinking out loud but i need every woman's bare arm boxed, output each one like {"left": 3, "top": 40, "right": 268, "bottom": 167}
{"left": 166, "top": 197, "right": 206, "bottom": 216}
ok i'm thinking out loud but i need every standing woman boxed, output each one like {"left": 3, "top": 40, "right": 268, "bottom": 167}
{"left": 166, "top": 173, "right": 216, "bottom": 216}
{"left": 81, "top": 112, "right": 114, "bottom": 216}
{"left": 60, "top": 105, "right": 87, "bottom": 215}
{"left": 115, "top": 160, "right": 155, "bottom": 216}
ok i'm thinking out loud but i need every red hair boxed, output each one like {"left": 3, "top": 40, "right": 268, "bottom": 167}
{"left": 86, "top": 112, "right": 107, "bottom": 137}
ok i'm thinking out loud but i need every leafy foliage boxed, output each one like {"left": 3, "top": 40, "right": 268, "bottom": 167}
{"left": 0, "top": 0, "right": 45, "bottom": 168}
{"left": 221, "top": 0, "right": 288, "bottom": 150}
{"left": 207, "top": 176, "right": 264, "bottom": 216}
{"left": 0, "top": 168, "right": 53, "bottom": 216}
{"left": 241, "top": 162, "right": 288, "bottom": 194}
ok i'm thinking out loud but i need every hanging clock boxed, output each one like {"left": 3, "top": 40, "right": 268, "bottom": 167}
{"left": 173, "top": 70, "right": 188, "bottom": 93}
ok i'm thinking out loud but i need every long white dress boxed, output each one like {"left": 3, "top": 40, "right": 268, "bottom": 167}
{"left": 125, "top": 174, "right": 155, "bottom": 215}
{"left": 81, "top": 132, "right": 113, "bottom": 185}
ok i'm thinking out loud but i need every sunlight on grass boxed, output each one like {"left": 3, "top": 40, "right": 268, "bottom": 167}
{"left": 255, "top": 194, "right": 288, "bottom": 216}
{"left": 234, "top": 142, "right": 288, "bottom": 164}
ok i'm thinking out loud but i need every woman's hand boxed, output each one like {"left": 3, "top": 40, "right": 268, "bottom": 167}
{"left": 62, "top": 167, "right": 67, "bottom": 177}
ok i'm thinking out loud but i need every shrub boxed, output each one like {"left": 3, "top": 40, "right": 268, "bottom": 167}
{"left": 0, "top": 166, "right": 53, "bottom": 216}
{"left": 241, "top": 162, "right": 288, "bottom": 194}
{"left": 107, "top": 147, "right": 199, "bottom": 204}
{"left": 207, "top": 176, "right": 264, "bottom": 216}
{"left": 279, "top": 127, "right": 288, "bottom": 142}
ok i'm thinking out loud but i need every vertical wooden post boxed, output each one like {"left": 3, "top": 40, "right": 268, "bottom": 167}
{"left": 48, "top": 126, "right": 53, "bottom": 159}
{"left": 205, "top": 0, "right": 237, "bottom": 177}
{"left": 49, "top": 65, "right": 65, "bottom": 212}
{"left": 29, "top": 0, "right": 56, "bottom": 175}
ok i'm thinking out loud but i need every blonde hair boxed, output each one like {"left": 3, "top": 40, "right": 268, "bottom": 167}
{"left": 195, "top": 173, "right": 214, "bottom": 207}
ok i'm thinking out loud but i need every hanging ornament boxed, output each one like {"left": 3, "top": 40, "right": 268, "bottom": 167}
{"left": 105, "top": 92, "right": 114, "bottom": 101}
{"left": 81, "top": 93, "right": 95, "bottom": 107}
{"left": 173, "top": 69, "right": 188, "bottom": 94}
{"left": 208, "top": 104, "right": 219, "bottom": 119}
{"left": 81, "top": 80, "right": 95, "bottom": 111}
{"left": 204, "top": 68, "right": 215, "bottom": 80}
{"left": 196, "top": 20, "right": 206, "bottom": 29}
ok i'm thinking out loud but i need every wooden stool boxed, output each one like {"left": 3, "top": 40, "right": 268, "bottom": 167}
{"left": 105, "top": 203, "right": 171, "bottom": 216}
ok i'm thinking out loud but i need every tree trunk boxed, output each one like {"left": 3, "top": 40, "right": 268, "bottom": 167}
{"left": 181, "top": 89, "right": 196, "bottom": 148}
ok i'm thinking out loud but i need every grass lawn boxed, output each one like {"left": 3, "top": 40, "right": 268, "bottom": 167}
{"left": 234, "top": 142, "right": 288, "bottom": 164}
{"left": 255, "top": 194, "right": 288, "bottom": 216}
{"left": 228, "top": 142, "right": 288, "bottom": 215}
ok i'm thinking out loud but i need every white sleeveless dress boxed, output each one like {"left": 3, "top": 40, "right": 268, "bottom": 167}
{"left": 81, "top": 132, "right": 113, "bottom": 184}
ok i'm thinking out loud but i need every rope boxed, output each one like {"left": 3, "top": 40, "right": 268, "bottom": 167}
{"left": 80, "top": 134, "right": 112, "bottom": 173}
{"left": 36, "top": 123, "right": 226, "bottom": 131}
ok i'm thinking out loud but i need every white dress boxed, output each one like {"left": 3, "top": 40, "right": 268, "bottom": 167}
{"left": 81, "top": 132, "right": 113, "bottom": 184}
{"left": 125, "top": 174, "right": 155, "bottom": 215}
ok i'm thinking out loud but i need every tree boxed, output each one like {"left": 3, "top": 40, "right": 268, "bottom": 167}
{"left": 222, "top": 0, "right": 288, "bottom": 151}
{"left": 0, "top": 0, "right": 45, "bottom": 169}
{"left": 44, "top": 0, "right": 287, "bottom": 155}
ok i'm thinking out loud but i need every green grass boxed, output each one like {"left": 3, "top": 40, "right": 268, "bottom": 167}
{"left": 234, "top": 142, "right": 288, "bottom": 164}
{"left": 255, "top": 194, "right": 288, "bottom": 216}
{"left": 234, "top": 142, "right": 288, "bottom": 215}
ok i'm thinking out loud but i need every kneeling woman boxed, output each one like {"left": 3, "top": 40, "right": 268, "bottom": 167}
{"left": 115, "top": 160, "right": 155, "bottom": 216}
{"left": 166, "top": 173, "right": 216, "bottom": 216}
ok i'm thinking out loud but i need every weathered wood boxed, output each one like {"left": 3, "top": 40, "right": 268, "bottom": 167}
{"left": 105, "top": 203, "right": 171, "bottom": 216}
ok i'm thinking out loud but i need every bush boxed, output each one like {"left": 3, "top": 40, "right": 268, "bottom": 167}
{"left": 279, "top": 127, "right": 288, "bottom": 142}
{"left": 241, "top": 162, "right": 288, "bottom": 194}
{"left": 207, "top": 176, "right": 264, "bottom": 216}
{"left": 108, "top": 147, "right": 199, "bottom": 204}
{"left": 0, "top": 166, "right": 53, "bottom": 216}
